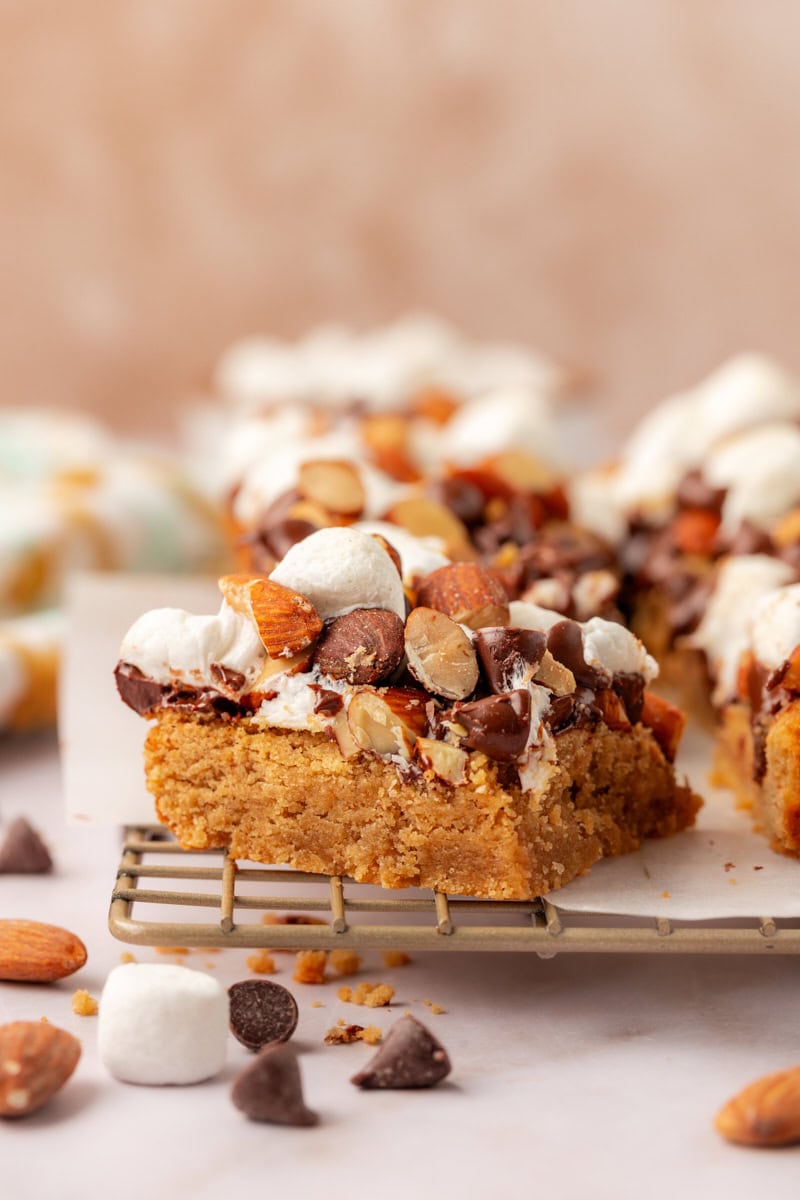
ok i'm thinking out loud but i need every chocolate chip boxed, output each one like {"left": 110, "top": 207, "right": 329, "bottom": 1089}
{"left": 546, "top": 619, "right": 605, "bottom": 689}
{"left": 210, "top": 663, "right": 247, "bottom": 692}
{"left": 314, "top": 609, "right": 405, "bottom": 685}
{"left": 0, "top": 818, "right": 53, "bottom": 874}
{"left": 474, "top": 628, "right": 545, "bottom": 693}
{"left": 114, "top": 663, "right": 166, "bottom": 715}
{"left": 451, "top": 689, "right": 531, "bottom": 762}
{"left": 428, "top": 477, "right": 485, "bottom": 527}
{"left": 351, "top": 1015, "right": 451, "bottom": 1089}
{"left": 675, "top": 468, "right": 726, "bottom": 513}
{"left": 231, "top": 1044, "right": 318, "bottom": 1126}
{"left": 228, "top": 980, "right": 299, "bottom": 1051}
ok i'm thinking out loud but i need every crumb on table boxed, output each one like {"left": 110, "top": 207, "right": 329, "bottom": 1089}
{"left": 381, "top": 951, "right": 412, "bottom": 968}
{"left": 324, "top": 1023, "right": 383, "bottom": 1045}
{"left": 155, "top": 946, "right": 189, "bottom": 955}
{"left": 329, "top": 949, "right": 361, "bottom": 976}
{"left": 293, "top": 950, "right": 328, "bottom": 984}
{"left": 71, "top": 988, "right": 99, "bottom": 1017}
{"left": 338, "top": 981, "right": 395, "bottom": 1007}
{"left": 246, "top": 950, "right": 277, "bottom": 975}
{"left": 119, "top": 952, "right": 137, "bottom": 964}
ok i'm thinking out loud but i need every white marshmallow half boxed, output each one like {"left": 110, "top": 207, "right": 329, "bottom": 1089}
{"left": 118, "top": 601, "right": 266, "bottom": 689}
{"left": 750, "top": 583, "right": 800, "bottom": 672}
{"left": 352, "top": 520, "right": 449, "bottom": 583}
{"left": 270, "top": 527, "right": 406, "bottom": 620}
{"left": 704, "top": 422, "right": 800, "bottom": 532}
{"left": 688, "top": 555, "right": 795, "bottom": 702}
{"left": 98, "top": 964, "right": 228, "bottom": 1085}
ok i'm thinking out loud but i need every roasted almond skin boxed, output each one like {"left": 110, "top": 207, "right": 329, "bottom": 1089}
{"left": 220, "top": 575, "right": 323, "bottom": 658}
{"left": 0, "top": 1022, "right": 81, "bottom": 1118}
{"left": 0, "top": 920, "right": 87, "bottom": 983}
{"left": 416, "top": 563, "right": 510, "bottom": 630}
{"left": 314, "top": 609, "right": 405, "bottom": 685}
{"left": 715, "top": 1065, "right": 800, "bottom": 1147}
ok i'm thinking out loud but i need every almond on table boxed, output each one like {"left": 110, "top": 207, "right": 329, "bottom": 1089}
{"left": 0, "top": 1021, "right": 81, "bottom": 1117}
{"left": 0, "top": 920, "right": 87, "bottom": 983}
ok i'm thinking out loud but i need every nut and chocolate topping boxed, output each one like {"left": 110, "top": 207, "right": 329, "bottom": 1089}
{"left": 117, "top": 528, "right": 664, "bottom": 789}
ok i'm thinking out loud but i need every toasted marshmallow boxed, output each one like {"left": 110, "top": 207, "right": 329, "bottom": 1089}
{"left": 118, "top": 601, "right": 265, "bottom": 689}
{"left": 270, "top": 527, "right": 406, "bottom": 620}
{"left": 688, "top": 555, "right": 794, "bottom": 702}
{"left": 509, "top": 602, "right": 657, "bottom": 681}
{"left": 615, "top": 354, "right": 800, "bottom": 514}
{"left": 352, "top": 520, "right": 449, "bottom": 583}
{"left": 750, "top": 583, "right": 800, "bottom": 672}
{"left": 581, "top": 617, "right": 657, "bottom": 682}
{"left": 704, "top": 422, "right": 800, "bottom": 533}
{"left": 439, "top": 387, "right": 559, "bottom": 468}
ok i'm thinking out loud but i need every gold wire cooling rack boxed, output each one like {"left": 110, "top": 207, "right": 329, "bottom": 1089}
{"left": 109, "top": 827, "right": 800, "bottom": 956}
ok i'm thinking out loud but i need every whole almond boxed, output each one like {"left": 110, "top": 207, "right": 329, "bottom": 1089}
{"left": 0, "top": 1021, "right": 81, "bottom": 1117}
{"left": 219, "top": 574, "right": 323, "bottom": 658}
{"left": 416, "top": 563, "right": 510, "bottom": 630}
{"left": 715, "top": 1066, "right": 800, "bottom": 1147}
{"left": 404, "top": 607, "right": 479, "bottom": 700}
{"left": 314, "top": 609, "right": 405, "bottom": 685}
{"left": 0, "top": 919, "right": 87, "bottom": 983}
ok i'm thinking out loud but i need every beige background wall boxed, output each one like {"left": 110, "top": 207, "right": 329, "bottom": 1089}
{"left": 2, "top": 0, "right": 800, "bottom": 435}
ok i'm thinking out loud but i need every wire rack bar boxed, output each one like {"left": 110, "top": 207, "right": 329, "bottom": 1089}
{"left": 108, "top": 827, "right": 800, "bottom": 957}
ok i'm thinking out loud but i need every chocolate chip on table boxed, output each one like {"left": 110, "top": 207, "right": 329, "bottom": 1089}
{"left": 0, "top": 818, "right": 53, "bottom": 874}
{"left": 231, "top": 1044, "right": 318, "bottom": 1126}
{"left": 351, "top": 1015, "right": 451, "bottom": 1089}
{"left": 228, "top": 980, "right": 299, "bottom": 1051}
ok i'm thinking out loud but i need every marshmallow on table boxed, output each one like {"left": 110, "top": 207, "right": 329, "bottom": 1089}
{"left": 98, "top": 964, "right": 228, "bottom": 1085}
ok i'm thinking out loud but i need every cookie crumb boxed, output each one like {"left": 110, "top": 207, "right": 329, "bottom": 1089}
{"left": 329, "top": 949, "right": 361, "bottom": 976}
{"left": 724, "top": 861, "right": 736, "bottom": 873}
{"left": 155, "top": 946, "right": 189, "bottom": 955}
{"left": 246, "top": 950, "right": 277, "bottom": 975}
{"left": 661, "top": 891, "right": 670, "bottom": 899}
{"left": 337, "top": 986, "right": 353, "bottom": 1002}
{"left": 324, "top": 1023, "right": 383, "bottom": 1046}
{"left": 325, "top": 1023, "right": 364, "bottom": 1045}
{"left": 310, "top": 1000, "right": 324, "bottom": 1009}
{"left": 71, "top": 988, "right": 99, "bottom": 1016}
{"left": 292, "top": 950, "right": 328, "bottom": 985}
{"left": 381, "top": 951, "right": 411, "bottom": 968}
{"left": 428, "top": 1003, "right": 446, "bottom": 1015}
{"left": 753, "top": 865, "right": 764, "bottom": 871}
{"left": 119, "top": 952, "right": 137, "bottom": 964}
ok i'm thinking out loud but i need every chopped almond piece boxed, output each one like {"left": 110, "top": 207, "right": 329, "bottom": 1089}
{"left": 640, "top": 691, "right": 686, "bottom": 763}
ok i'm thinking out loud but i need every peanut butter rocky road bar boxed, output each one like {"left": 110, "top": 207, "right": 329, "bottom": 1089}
{"left": 116, "top": 527, "right": 699, "bottom": 901}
